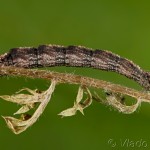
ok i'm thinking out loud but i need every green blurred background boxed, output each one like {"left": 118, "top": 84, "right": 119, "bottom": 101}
{"left": 0, "top": 0, "right": 150, "bottom": 150}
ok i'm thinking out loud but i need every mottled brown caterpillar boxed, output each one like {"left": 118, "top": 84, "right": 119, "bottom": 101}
{"left": 0, "top": 45, "right": 150, "bottom": 90}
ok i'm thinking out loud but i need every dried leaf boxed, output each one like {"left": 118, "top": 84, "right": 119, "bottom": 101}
{"left": 2, "top": 116, "right": 27, "bottom": 134}
{"left": 76, "top": 86, "right": 83, "bottom": 103}
{"left": 81, "top": 87, "right": 92, "bottom": 109}
{"left": 58, "top": 86, "right": 92, "bottom": 117}
{"left": 106, "top": 93, "right": 141, "bottom": 114}
{"left": 58, "top": 107, "right": 77, "bottom": 117}
{"left": 2, "top": 80, "right": 57, "bottom": 134}
{"left": 16, "top": 88, "right": 38, "bottom": 95}
{"left": 14, "top": 104, "right": 35, "bottom": 115}
{"left": 0, "top": 88, "right": 43, "bottom": 105}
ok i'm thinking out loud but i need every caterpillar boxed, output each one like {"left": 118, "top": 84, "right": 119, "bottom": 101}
{"left": 0, "top": 45, "right": 149, "bottom": 90}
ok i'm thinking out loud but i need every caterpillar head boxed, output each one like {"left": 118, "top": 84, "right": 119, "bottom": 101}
{"left": 142, "top": 72, "right": 150, "bottom": 91}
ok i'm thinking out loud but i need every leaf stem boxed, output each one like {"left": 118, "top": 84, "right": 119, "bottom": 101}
{"left": 0, "top": 66, "right": 150, "bottom": 103}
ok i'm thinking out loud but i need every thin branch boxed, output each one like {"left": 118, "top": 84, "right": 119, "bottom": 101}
{"left": 0, "top": 66, "right": 150, "bottom": 102}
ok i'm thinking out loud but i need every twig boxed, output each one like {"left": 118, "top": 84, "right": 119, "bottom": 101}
{"left": 0, "top": 66, "right": 150, "bottom": 102}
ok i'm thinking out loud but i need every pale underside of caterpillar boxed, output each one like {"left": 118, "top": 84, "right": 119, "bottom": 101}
{"left": 0, "top": 45, "right": 150, "bottom": 90}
